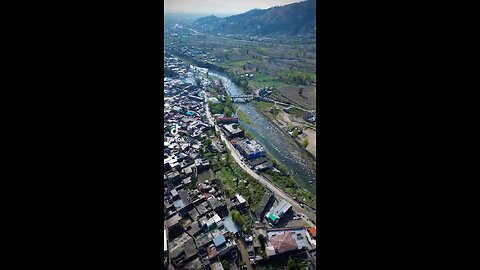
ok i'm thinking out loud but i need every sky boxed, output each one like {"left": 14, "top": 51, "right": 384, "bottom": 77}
{"left": 164, "top": 0, "right": 304, "bottom": 16}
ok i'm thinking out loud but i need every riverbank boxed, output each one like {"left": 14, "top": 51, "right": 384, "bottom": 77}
{"left": 250, "top": 100, "right": 317, "bottom": 164}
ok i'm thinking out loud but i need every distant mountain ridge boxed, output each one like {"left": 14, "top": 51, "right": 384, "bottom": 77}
{"left": 195, "top": 0, "right": 316, "bottom": 35}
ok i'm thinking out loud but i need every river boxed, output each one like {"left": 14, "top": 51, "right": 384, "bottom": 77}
{"left": 208, "top": 72, "right": 317, "bottom": 194}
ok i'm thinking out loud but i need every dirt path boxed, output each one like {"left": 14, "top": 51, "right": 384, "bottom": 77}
{"left": 236, "top": 239, "right": 253, "bottom": 270}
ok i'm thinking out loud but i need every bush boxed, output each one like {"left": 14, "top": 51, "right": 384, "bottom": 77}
{"left": 292, "top": 129, "right": 299, "bottom": 138}
{"left": 221, "top": 260, "right": 229, "bottom": 270}
{"left": 302, "top": 139, "right": 309, "bottom": 148}
{"left": 204, "top": 138, "right": 211, "bottom": 146}
{"left": 230, "top": 209, "right": 245, "bottom": 228}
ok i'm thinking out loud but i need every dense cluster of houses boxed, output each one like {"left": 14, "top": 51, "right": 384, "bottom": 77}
{"left": 164, "top": 57, "right": 316, "bottom": 269}
{"left": 164, "top": 57, "right": 239, "bottom": 269}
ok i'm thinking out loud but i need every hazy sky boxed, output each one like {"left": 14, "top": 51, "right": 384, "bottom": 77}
{"left": 164, "top": 0, "right": 304, "bottom": 16}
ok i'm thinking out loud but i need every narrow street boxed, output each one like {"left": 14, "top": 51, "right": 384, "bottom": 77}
{"left": 236, "top": 239, "right": 253, "bottom": 270}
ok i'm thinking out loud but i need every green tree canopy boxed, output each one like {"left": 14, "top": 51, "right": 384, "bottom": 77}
{"left": 292, "top": 129, "right": 299, "bottom": 138}
{"left": 204, "top": 138, "right": 211, "bottom": 146}
{"left": 302, "top": 139, "right": 309, "bottom": 148}
{"left": 230, "top": 209, "right": 245, "bottom": 228}
{"left": 224, "top": 107, "right": 232, "bottom": 118}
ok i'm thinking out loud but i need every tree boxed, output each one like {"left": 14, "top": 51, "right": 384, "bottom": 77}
{"left": 195, "top": 78, "right": 201, "bottom": 87}
{"left": 298, "top": 87, "right": 303, "bottom": 96}
{"left": 286, "top": 257, "right": 299, "bottom": 270}
{"left": 204, "top": 138, "right": 212, "bottom": 146}
{"left": 302, "top": 139, "right": 309, "bottom": 148}
{"left": 292, "top": 129, "right": 299, "bottom": 138}
{"left": 226, "top": 97, "right": 232, "bottom": 108}
{"left": 243, "top": 64, "right": 246, "bottom": 70}
{"left": 224, "top": 107, "right": 232, "bottom": 118}
{"left": 230, "top": 209, "right": 245, "bottom": 227}
{"left": 221, "top": 260, "right": 229, "bottom": 270}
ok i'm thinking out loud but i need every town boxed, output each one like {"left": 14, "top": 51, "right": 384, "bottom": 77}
{"left": 164, "top": 56, "right": 316, "bottom": 270}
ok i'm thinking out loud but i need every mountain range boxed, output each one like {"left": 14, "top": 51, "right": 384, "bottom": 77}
{"left": 194, "top": 0, "right": 316, "bottom": 36}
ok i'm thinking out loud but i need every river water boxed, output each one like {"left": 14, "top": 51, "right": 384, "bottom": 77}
{"left": 208, "top": 72, "right": 316, "bottom": 194}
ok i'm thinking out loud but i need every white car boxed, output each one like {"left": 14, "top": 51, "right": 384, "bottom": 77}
{"left": 293, "top": 217, "right": 301, "bottom": 220}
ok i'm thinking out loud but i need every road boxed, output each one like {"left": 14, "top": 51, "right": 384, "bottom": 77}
{"left": 220, "top": 130, "right": 316, "bottom": 225}
{"left": 236, "top": 239, "right": 253, "bottom": 270}
{"left": 204, "top": 94, "right": 316, "bottom": 225}
{"left": 265, "top": 97, "right": 316, "bottom": 114}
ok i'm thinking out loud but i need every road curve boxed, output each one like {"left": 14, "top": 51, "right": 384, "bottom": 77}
{"left": 205, "top": 95, "right": 316, "bottom": 225}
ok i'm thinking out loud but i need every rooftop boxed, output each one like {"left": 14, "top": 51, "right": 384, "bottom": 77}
{"left": 213, "top": 234, "right": 226, "bottom": 247}
{"left": 165, "top": 213, "right": 181, "bottom": 228}
{"left": 270, "top": 199, "right": 292, "bottom": 217}
{"left": 210, "top": 261, "right": 225, "bottom": 270}
{"left": 237, "top": 139, "right": 265, "bottom": 156}
{"left": 266, "top": 227, "right": 311, "bottom": 255}
{"left": 223, "top": 123, "right": 243, "bottom": 135}
{"left": 267, "top": 233, "right": 298, "bottom": 256}
{"left": 223, "top": 216, "right": 241, "bottom": 234}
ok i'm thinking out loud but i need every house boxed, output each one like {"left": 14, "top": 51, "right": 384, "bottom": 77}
{"left": 170, "top": 236, "right": 198, "bottom": 267}
{"left": 222, "top": 123, "right": 244, "bottom": 139}
{"left": 166, "top": 213, "right": 182, "bottom": 238}
{"left": 265, "top": 199, "right": 292, "bottom": 225}
{"left": 216, "top": 117, "right": 239, "bottom": 124}
{"left": 207, "top": 196, "right": 228, "bottom": 216}
{"left": 236, "top": 139, "right": 266, "bottom": 160}
{"left": 254, "top": 190, "right": 274, "bottom": 221}
{"left": 223, "top": 216, "right": 241, "bottom": 235}
{"left": 230, "top": 194, "right": 248, "bottom": 212}
{"left": 265, "top": 227, "right": 312, "bottom": 257}
{"left": 306, "top": 227, "right": 317, "bottom": 246}
{"left": 213, "top": 234, "right": 226, "bottom": 248}
{"left": 248, "top": 157, "right": 273, "bottom": 172}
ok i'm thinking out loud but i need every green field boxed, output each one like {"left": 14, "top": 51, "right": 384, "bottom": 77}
{"left": 214, "top": 151, "right": 265, "bottom": 209}
{"left": 165, "top": 28, "right": 316, "bottom": 110}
